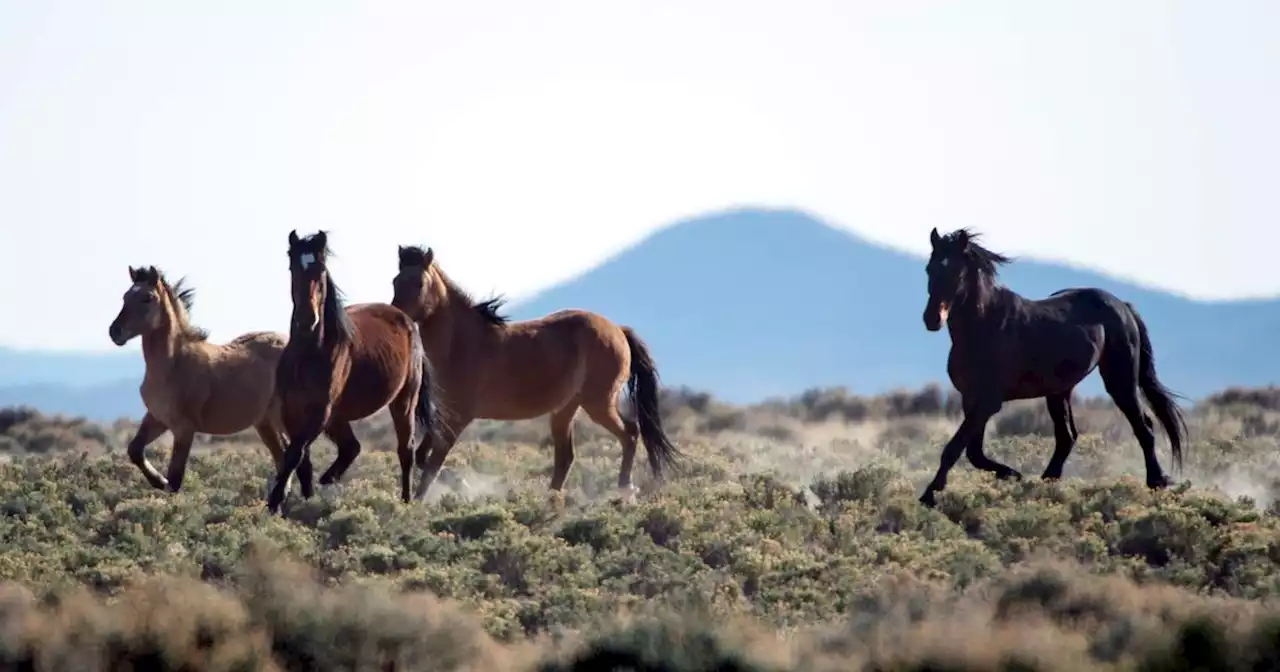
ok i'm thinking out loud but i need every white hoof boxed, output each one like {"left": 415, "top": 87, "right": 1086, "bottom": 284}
{"left": 617, "top": 484, "right": 639, "bottom": 504}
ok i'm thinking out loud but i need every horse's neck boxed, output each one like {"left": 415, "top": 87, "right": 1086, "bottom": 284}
{"left": 139, "top": 322, "right": 189, "bottom": 377}
{"left": 422, "top": 295, "right": 495, "bottom": 362}
{"left": 946, "top": 285, "right": 1010, "bottom": 347}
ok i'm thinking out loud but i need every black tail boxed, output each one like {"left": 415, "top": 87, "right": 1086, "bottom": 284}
{"left": 410, "top": 323, "right": 438, "bottom": 449}
{"left": 1130, "top": 304, "right": 1188, "bottom": 472}
{"left": 622, "top": 327, "right": 682, "bottom": 479}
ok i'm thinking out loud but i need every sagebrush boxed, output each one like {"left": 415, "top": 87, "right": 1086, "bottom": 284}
{"left": 3, "top": 385, "right": 1280, "bottom": 670}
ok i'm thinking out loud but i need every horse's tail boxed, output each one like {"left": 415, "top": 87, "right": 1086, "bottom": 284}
{"left": 1129, "top": 303, "right": 1188, "bottom": 472}
{"left": 410, "top": 322, "right": 437, "bottom": 448}
{"left": 621, "top": 326, "right": 682, "bottom": 479}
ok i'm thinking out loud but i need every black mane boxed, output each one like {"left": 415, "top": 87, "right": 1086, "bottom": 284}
{"left": 402, "top": 244, "right": 510, "bottom": 326}
{"left": 471, "top": 296, "right": 510, "bottom": 326}
{"left": 323, "top": 274, "right": 356, "bottom": 344}
{"left": 135, "top": 266, "right": 209, "bottom": 340}
{"left": 950, "top": 229, "right": 1014, "bottom": 308}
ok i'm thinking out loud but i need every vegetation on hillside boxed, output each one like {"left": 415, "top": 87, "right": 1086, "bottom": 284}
{"left": 3, "top": 385, "right": 1280, "bottom": 670}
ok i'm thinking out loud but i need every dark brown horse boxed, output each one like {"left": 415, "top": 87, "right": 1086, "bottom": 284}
{"left": 391, "top": 245, "right": 681, "bottom": 502}
{"left": 266, "top": 230, "right": 438, "bottom": 515}
{"left": 918, "top": 227, "right": 1188, "bottom": 507}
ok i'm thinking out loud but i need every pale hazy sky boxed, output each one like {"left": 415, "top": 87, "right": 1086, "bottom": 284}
{"left": 1, "top": 1, "right": 1277, "bottom": 351}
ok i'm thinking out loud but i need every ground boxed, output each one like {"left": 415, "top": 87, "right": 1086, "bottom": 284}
{"left": 2, "top": 385, "right": 1280, "bottom": 670}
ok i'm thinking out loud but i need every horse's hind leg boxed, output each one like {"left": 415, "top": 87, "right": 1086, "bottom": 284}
{"left": 385, "top": 391, "right": 415, "bottom": 503}
{"left": 1099, "top": 349, "right": 1169, "bottom": 489}
{"left": 582, "top": 401, "right": 640, "bottom": 502}
{"left": 127, "top": 412, "right": 170, "bottom": 490}
{"left": 318, "top": 420, "right": 362, "bottom": 488}
{"left": 414, "top": 416, "right": 470, "bottom": 502}
{"left": 548, "top": 402, "right": 580, "bottom": 492}
{"left": 1041, "top": 393, "right": 1077, "bottom": 480}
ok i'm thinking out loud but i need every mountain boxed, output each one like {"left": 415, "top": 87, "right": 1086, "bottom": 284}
{"left": 3, "top": 207, "right": 1279, "bottom": 419}
{"left": 509, "top": 207, "right": 1280, "bottom": 403}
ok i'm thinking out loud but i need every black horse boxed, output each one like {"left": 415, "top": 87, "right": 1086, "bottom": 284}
{"left": 918, "top": 227, "right": 1188, "bottom": 507}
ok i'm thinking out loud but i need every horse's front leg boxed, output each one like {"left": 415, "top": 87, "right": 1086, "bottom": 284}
{"left": 963, "top": 419, "right": 1021, "bottom": 481}
{"left": 267, "top": 416, "right": 324, "bottom": 516}
{"left": 920, "top": 399, "right": 1001, "bottom": 508}
{"left": 126, "top": 412, "right": 170, "bottom": 490}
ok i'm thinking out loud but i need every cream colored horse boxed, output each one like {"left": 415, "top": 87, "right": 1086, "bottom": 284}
{"left": 108, "top": 265, "right": 293, "bottom": 495}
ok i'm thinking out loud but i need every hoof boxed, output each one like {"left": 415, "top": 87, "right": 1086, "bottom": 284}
{"left": 1147, "top": 475, "right": 1173, "bottom": 489}
{"left": 617, "top": 484, "right": 639, "bottom": 505}
{"left": 918, "top": 490, "right": 938, "bottom": 509}
{"left": 996, "top": 469, "right": 1024, "bottom": 481}
{"left": 547, "top": 490, "right": 567, "bottom": 509}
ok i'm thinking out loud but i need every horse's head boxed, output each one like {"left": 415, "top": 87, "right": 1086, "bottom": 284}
{"left": 923, "top": 227, "right": 970, "bottom": 332}
{"left": 109, "top": 266, "right": 169, "bottom": 345}
{"left": 924, "top": 227, "right": 1010, "bottom": 331}
{"left": 392, "top": 244, "right": 440, "bottom": 321}
{"left": 287, "top": 229, "right": 331, "bottom": 334}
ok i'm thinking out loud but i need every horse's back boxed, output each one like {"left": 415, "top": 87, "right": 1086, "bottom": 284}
{"left": 179, "top": 331, "right": 289, "bottom": 433}
{"left": 336, "top": 303, "right": 420, "bottom": 419}
{"left": 346, "top": 302, "right": 418, "bottom": 358}
{"left": 473, "top": 309, "right": 630, "bottom": 418}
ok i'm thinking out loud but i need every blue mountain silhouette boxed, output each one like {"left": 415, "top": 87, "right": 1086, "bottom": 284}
{"left": 509, "top": 207, "right": 1280, "bottom": 403}
{"left": 2, "top": 207, "right": 1277, "bottom": 419}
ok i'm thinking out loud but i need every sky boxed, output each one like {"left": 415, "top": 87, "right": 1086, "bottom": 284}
{"left": 1, "top": 1, "right": 1277, "bottom": 352}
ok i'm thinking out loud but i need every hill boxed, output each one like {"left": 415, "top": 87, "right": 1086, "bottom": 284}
{"left": 511, "top": 207, "right": 1280, "bottom": 402}
{"left": 4, "top": 207, "right": 1280, "bottom": 419}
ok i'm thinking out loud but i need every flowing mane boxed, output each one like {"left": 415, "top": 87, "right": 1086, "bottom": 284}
{"left": 322, "top": 274, "right": 356, "bottom": 344}
{"left": 401, "top": 245, "right": 510, "bottom": 326}
{"left": 950, "top": 228, "right": 1014, "bottom": 309}
{"left": 133, "top": 265, "right": 209, "bottom": 341}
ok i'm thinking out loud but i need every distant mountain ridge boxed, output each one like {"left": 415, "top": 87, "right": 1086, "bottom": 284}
{"left": 3, "top": 207, "right": 1279, "bottom": 420}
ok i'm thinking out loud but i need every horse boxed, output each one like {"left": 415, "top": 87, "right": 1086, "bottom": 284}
{"left": 108, "top": 265, "right": 294, "bottom": 495}
{"left": 917, "top": 227, "right": 1188, "bottom": 508}
{"left": 390, "top": 244, "right": 682, "bottom": 502}
{"left": 266, "top": 230, "right": 438, "bottom": 515}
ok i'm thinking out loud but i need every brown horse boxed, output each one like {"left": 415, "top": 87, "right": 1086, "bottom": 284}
{"left": 391, "top": 244, "right": 682, "bottom": 502}
{"left": 267, "top": 230, "right": 438, "bottom": 515}
{"left": 108, "top": 265, "right": 294, "bottom": 495}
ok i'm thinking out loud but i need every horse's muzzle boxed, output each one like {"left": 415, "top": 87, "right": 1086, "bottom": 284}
{"left": 108, "top": 323, "right": 131, "bottom": 346}
{"left": 923, "top": 302, "right": 949, "bottom": 332}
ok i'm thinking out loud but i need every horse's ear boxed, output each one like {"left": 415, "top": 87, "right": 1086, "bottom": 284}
{"left": 314, "top": 230, "right": 328, "bottom": 250}
{"left": 128, "top": 266, "right": 139, "bottom": 282}
{"left": 929, "top": 228, "right": 941, "bottom": 248}
{"left": 422, "top": 247, "right": 434, "bottom": 267}
{"left": 956, "top": 229, "right": 970, "bottom": 249}
{"left": 288, "top": 229, "right": 300, "bottom": 247}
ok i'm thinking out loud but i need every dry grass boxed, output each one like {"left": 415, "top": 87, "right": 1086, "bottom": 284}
{"left": 2, "top": 385, "right": 1280, "bottom": 670}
